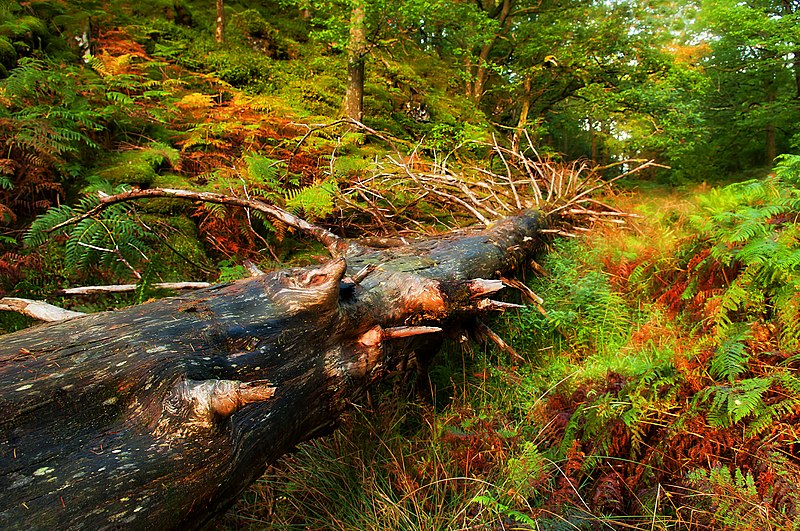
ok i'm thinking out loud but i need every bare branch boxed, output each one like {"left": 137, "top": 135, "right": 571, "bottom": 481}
{"left": 474, "top": 320, "right": 523, "bottom": 363}
{"left": 57, "top": 282, "right": 212, "bottom": 295}
{"left": 46, "top": 188, "right": 346, "bottom": 256}
{"left": 0, "top": 297, "right": 85, "bottom": 322}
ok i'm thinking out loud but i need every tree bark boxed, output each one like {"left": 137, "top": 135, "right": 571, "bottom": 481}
{"left": 343, "top": 0, "right": 367, "bottom": 123}
{"left": 511, "top": 75, "right": 532, "bottom": 150}
{"left": 215, "top": 0, "right": 224, "bottom": 44}
{"left": 0, "top": 209, "right": 545, "bottom": 529}
{"left": 468, "top": 0, "right": 512, "bottom": 104}
{"left": 766, "top": 76, "right": 777, "bottom": 164}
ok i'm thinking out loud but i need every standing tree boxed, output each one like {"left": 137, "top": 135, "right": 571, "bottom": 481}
{"left": 695, "top": 0, "right": 800, "bottom": 170}
{"left": 215, "top": 0, "right": 224, "bottom": 43}
{"left": 343, "top": 0, "right": 366, "bottom": 121}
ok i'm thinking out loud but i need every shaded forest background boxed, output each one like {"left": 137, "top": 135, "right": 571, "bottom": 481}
{"left": 2, "top": 0, "right": 800, "bottom": 528}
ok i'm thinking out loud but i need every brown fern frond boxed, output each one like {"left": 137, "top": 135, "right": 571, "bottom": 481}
{"left": 22, "top": 153, "right": 47, "bottom": 168}
{"left": 0, "top": 252, "right": 42, "bottom": 290}
{"left": 0, "top": 203, "right": 16, "bottom": 225}
{"left": 0, "top": 159, "right": 15, "bottom": 174}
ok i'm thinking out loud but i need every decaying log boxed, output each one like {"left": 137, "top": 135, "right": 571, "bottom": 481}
{"left": 0, "top": 208, "right": 545, "bottom": 530}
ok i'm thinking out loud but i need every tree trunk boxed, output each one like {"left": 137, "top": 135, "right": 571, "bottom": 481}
{"left": 215, "top": 0, "right": 224, "bottom": 44}
{"left": 343, "top": 0, "right": 366, "bottom": 123}
{"left": 468, "top": 0, "right": 512, "bottom": 104}
{"left": 794, "top": 51, "right": 800, "bottom": 99}
{"left": 511, "top": 75, "right": 532, "bottom": 150}
{"left": 766, "top": 76, "right": 777, "bottom": 164}
{"left": 0, "top": 210, "right": 545, "bottom": 530}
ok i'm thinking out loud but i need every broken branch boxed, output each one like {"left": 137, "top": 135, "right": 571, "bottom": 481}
{"left": 46, "top": 188, "right": 346, "bottom": 256}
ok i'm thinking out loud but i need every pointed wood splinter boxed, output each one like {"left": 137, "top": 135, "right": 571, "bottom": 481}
{"left": 350, "top": 264, "right": 376, "bottom": 284}
{"left": 357, "top": 326, "right": 442, "bottom": 348}
{"left": 476, "top": 299, "right": 526, "bottom": 311}
{"left": 475, "top": 320, "right": 523, "bottom": 363}
{"left": 500, "top": 276, "right": 544, "bottom": 305}
{"left": 243, "top": 260, "right": 266, "bottom": 277}
{"left": 467, "top": 278, "right": 505, "bottom": 298}
{"left": 383, "top": 326, "right": 443, "bottom": 339}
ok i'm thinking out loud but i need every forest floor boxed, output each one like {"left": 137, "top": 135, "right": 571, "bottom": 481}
{"left": 216, "top": 181, "right": 800, "bottom": 530}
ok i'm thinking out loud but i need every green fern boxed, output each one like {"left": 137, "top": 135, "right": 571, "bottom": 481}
{"left": 243, "top": 154, "right": 283, "bottom": 186}
{"left": 701, "top": 377, "right": 770, "bottom": 428}
{"left": 685, "top": 466, "right": 761, "bottom": 527}
{"left": 25, "top": 185, "right": 153, "bottom": 279}
{"left": 285, "top": 181, "right": 336, "bottom": 221}
{"left": 2, "top": 58, "right": 104, "bottom": 167}
{"left": 697, "top": 156, "right": 800, "bottom": 350}
{"left": 710, "top": 325, "right": 752, "bottom": 382}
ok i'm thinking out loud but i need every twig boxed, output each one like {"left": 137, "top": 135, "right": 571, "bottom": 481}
{"left": 390, "top": 156, "right": 492, "bottom": 225}
{"left": 492, "top": 134, "right": 521, "bottom": 210}
{"left": 291, "top": 118, "right": 407, "bottom": 158}
{"left": 474, "top": 320, "right": 524, "bottom": 363}
{"left": 550, "top": 160, "right": 665, "bottom": 215}
{"left": 77, "top": 241, "right": 142, "bottom": 280}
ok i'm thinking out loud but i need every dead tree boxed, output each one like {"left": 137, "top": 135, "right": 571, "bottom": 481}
{"left": 0, "top": 192, "right": 550, "bottom": 529}
{"left": 0, "top": 148, "right": 651, "bottom": 528}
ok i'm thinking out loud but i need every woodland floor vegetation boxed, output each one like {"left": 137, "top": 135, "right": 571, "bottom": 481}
{"left": 218, "top": 169, "right": 800, "bottom": 530}
{"left": 2, "top": 0, "right": 800, "bottom": 529}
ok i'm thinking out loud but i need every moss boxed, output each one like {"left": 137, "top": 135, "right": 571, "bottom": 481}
{"left": 0, "top": 37, "right": 15, "bottom": 69}
{"left": 95, "top": 143, "right": 179, "bottom": 187}
{"left": 160, "top": 225, "right": 212, "bottom": 279}
{"left": 97, "top": 158, "right": 157, "bottom": 187}
{"left": 203, "top": 49, "right": 274, "bottom": 89}
{"left": 290, "top": 74, "right": 343, "bottom": 115}
{"left": 230, "top": 9, "right": 290, "bottom": 60}
{"left": 17, "top": 16, "right": 50, "bottom": 41}
{"left": 333, "top": 155, "right": 371, "bottom": 179}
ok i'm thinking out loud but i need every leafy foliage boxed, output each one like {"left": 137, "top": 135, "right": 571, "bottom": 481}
{"left": 24, "top": 186, "right": 151, "bottom": 278}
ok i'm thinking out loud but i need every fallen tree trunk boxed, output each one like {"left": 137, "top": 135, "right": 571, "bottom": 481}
{"left": 0, "top": 209, "right": 545, "bottom": 530}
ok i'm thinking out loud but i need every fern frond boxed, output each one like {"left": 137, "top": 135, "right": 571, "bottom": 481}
{"left": 704, "top": 378, "right": 770, "bottom": 428}
{"left": 728, "top": 378, "right": 770, "bottom": 423}
{"left": 106, "top": 91, "right": 135, "bottom": 105}
{"left": 710, "top": 326, "right": 752, "bottom": 382}
{"left": 285, "top": 182, "right": 335, "bottom": 220}
{"left": 244, "top": 154, "right": 284, "bottom": 190}
{"left": 24, "top": 204, "right": 77, "bottom": 245}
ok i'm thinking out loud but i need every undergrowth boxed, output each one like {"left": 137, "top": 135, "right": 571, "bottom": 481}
{"left": 220, "top": 155, "right": 800, "bottom": 530}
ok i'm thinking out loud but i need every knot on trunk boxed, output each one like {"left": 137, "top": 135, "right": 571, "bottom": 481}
{"left": 165, "top": 378, "right": 276, "bottom": 430}
{"left": 271, "top": 258, "right": 347, "bottom": 312}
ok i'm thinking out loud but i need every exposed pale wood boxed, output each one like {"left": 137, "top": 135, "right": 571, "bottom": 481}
{"left": 57, "top": 282, "right": 211, "bottom": 295}
{"left": 0, "top": 297, "right": 85, "bottom": 322}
